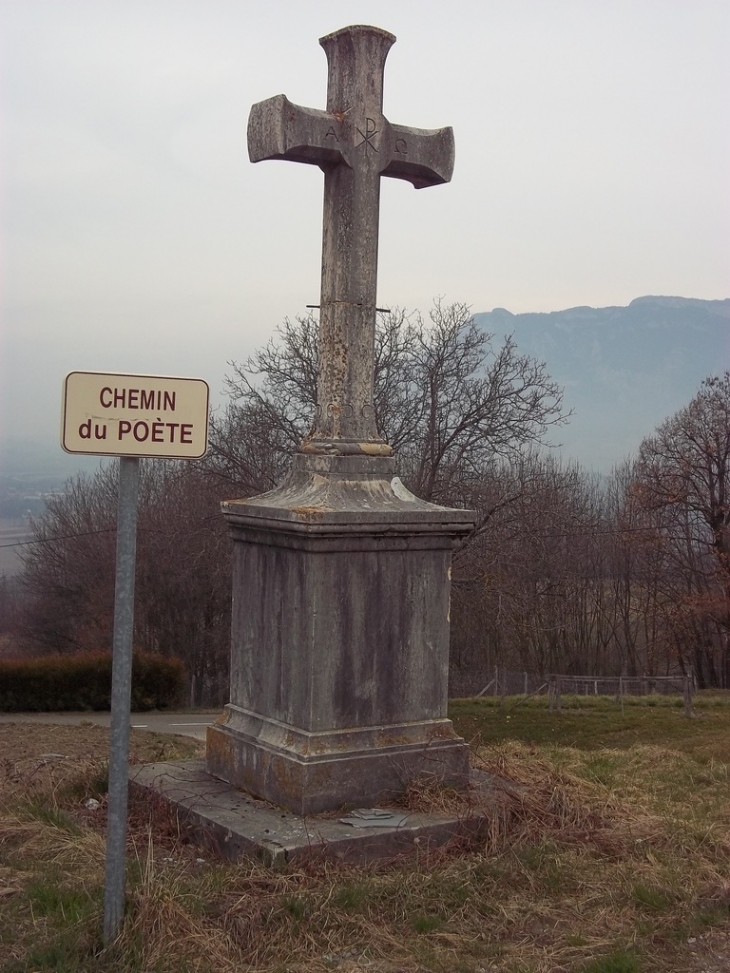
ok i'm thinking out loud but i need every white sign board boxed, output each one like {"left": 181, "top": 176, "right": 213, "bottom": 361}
{"left": 62, "top": 371, "right": 210, "bottom": 459}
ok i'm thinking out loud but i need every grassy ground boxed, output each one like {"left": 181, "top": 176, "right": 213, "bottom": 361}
{"left": 2, "top": 695, "right": 730, "bottom": 972}
{"left": 449, "top": 690, "right": 730, "bottom": 761}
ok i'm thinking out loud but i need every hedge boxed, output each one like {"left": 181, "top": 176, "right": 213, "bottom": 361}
{"left": 0, "top": 652, "right": 185, "bottom": 712}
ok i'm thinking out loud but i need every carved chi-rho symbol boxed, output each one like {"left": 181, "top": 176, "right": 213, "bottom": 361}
{"left": 247, "top": 25, "right": 454, "bottom": 456}
{"left": 356, "top": 117, "right": 379, "bottom": 155}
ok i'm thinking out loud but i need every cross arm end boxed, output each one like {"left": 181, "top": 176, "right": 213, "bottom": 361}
{"left": 381, "top": 124, "right": 455, "bottom": 188}
{"left": 248, "top": 94, "right": 343, "bottom": 167}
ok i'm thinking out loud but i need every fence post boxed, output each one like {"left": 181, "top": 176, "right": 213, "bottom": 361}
{"left": 476, "top": 678, "right": 495, "bottom": 698}
{"left": 683, "top": 676, "right": 692, "bottom": 718}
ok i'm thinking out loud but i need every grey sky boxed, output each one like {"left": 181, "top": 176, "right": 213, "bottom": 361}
{"left": 1, "top": 0, "right": 728, "bottom": 468}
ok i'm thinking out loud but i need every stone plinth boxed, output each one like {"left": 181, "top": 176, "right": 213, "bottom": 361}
{"left": 207, "top": 454, "right": 475, "bottom": 815}
{"left": 132, "top": 760, "right": 503, "bottom": 867}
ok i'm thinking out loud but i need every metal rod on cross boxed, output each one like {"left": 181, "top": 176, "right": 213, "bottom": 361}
{"left": 247, "top": 25, "right": 454, "bottom": 457}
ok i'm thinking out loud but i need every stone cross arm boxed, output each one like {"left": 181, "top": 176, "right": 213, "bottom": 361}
{"left": 248, "top": 93, "right": 454, "bottom": 190}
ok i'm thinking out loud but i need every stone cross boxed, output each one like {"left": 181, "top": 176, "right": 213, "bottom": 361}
{"left": 247, "top": 25, "right": 454, "bottom": 456}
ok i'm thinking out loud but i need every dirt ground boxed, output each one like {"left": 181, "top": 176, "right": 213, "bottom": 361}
{"left": 2, "top": 722, "right": 730, "bottom": 973}
{"left": 0, "top": 721, "right": 203, "bottom": 803}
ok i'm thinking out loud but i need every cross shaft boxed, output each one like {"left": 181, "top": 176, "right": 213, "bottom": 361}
{"left": 247, "top": 25, "right": 454, "bottom": 455}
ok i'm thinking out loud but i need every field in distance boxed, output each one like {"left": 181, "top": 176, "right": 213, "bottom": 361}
{"left": 449, "top": 690, "right": 730, "bottom": 762}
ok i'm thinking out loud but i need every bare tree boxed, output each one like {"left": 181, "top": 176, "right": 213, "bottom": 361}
{"left": 0, "top": 574, "right": 23, "bottom": 646}
{"left": 210, "top": 301, "right": 569, "bottom": 506}
{"left": 450, "top": 454, "right": 611, "bottom": 681}
{"left": 134, "top": 462, "right": 232, "bottom": 705}
{"left": 208, "top": 315, "right": 320, "bottom": 492}
{"left": 633, "top": 373, "right": 730, "bottom": 684}
{"left": 19, "top": 467, "right": 118, "bottom": 653}
{"left": 19, "top": 461, "right": 232, "bottom": 704}
{"left": 17, "top": 301, "right": 572, "bottom": 700}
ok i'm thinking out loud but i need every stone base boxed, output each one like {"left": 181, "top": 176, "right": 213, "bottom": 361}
{"left": 131, "top": 759, "right": 501, "bottom": 866}
{"left": 207, "top": 704, "right": 470, "bottom": 816}
{"left": 213, "top": 453, "right": 476, "bottom": 816}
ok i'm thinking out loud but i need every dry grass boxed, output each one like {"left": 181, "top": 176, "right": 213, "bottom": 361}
{"left": 2, "top": 715, "right": 730, "bottom": 972}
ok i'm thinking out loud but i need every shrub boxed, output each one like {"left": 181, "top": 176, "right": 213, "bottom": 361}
{"left": 0, "top": 652, "right": 185, "bottom": 712}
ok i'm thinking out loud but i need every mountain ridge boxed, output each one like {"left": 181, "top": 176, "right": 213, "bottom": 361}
{"left": 474, "top": 295, "right": 728, "bottom": 472}
{"left": 2, "top": 297, "right": 726, "bottom": 478}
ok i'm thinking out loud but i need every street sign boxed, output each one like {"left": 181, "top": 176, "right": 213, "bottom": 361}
{"left": 62, "top": 371, "right": 210, "bottom": 459}
{"left": 60, "top": 370, "right": 209, "bottom": 942}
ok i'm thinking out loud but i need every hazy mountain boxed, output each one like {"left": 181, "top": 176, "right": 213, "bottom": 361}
{"left": 2, "top": 297, "right": 726, "bottom": 480}
{"left": 0, "top": 439, "right": 104, "bottom": 477}
{"left": 474, "top": 296, "right": 729, "bottom": 473}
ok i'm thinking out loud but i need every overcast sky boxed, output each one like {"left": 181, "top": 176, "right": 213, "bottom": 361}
{"left": 1, "top": 0, "right": 728, "bottom": 468}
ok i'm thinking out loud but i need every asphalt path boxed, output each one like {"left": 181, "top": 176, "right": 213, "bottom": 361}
{"left": 0, "top": 710, "right": 221, "bottom": 741}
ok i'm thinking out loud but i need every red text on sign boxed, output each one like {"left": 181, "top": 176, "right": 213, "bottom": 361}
{"left": 100, "top": 387, "right": 177, "bottom": 411}
{"left": 117, "top": 420, "right": 193, "bottom": 444}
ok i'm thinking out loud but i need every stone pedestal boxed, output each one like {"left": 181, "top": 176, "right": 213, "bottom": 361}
{"left": 207, "top": 454, "right": 475, "bottom": 815}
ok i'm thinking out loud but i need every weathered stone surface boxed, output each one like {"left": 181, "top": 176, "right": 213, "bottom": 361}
{"left": 208, "top": 454, "right": 474, "bottom": 814}
{"left": 206, "top": 26, "right": 475, "bottom": 817}
{"left": 131, "top": 759, "right": 503, "bottom": 866}
{"left": 248, "top": 25, "right": 454, "bottom": 455}
{"left": 207, "top": 716, "right": 469, "bottom": 817}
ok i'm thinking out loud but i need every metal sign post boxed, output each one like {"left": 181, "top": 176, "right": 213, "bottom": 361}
{"left": 103, "top": 455, "right": 140, "bottom": 943}
{"left": 60, "top": 370, "right": 209, "bottom": 945}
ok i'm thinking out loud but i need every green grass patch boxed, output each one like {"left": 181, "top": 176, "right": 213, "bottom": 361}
{"left": 581, "top": 950, "right": 641, "bottom": 973}
{"left": 282, "top": 894, "right": 310, "bottom": 921}
{"left": 27, "top": 880, "right": 97, "bottom": 923}
{"left": 632, "top": 883, "right": 676, "bottom": 913}
{"left": 412, "top": 914, "right": 442, "bottom": 934}
{"left": 331, "top": 882, "right": 371, "bottom": 912}
{"left": 25, "top": 801, "right": 82, "bottom": 834}
{"left": 449, "top": 693, "right": 730, "bottom": 762}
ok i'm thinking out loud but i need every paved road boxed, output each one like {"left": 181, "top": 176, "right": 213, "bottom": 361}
{"left": 0, "top": 710, "right": 221, "bottom": 741}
